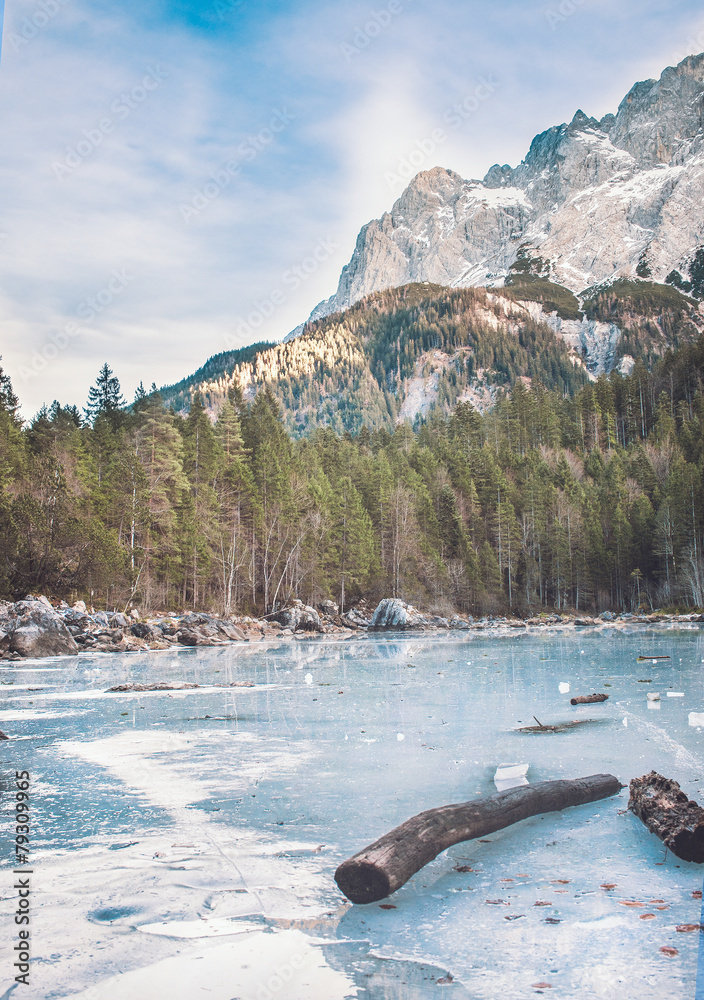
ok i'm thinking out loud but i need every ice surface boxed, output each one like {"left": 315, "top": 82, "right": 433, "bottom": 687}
{"left": 1, "top": 629, "right": 704, "bottom": 998}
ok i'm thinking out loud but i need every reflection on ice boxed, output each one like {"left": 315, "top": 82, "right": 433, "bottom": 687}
{"left": 1, "top": 628, "right": 703, "bottom": 998}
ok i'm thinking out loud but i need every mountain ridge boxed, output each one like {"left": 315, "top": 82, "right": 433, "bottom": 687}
{"left": 285, "top": 52, "right": 704, "bottom": 338}
{"left": 164, "top": 278, "right": 703, "bottom": 436}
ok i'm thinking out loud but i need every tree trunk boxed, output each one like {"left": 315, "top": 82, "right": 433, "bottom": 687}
{"left": 628, "top": 771, "right": 704, "bottom": 863}
{"left": 570, "top": 693, "right": 609, "bottom": 705}
{"left": 335, "top": 774, "right": 622, "bottom": 904}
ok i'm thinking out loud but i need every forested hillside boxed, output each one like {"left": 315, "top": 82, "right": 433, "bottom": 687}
{"left": 164, "top": 280, "right": 702, "bottom": 437}
{"left": 1, "top": 331, "right": 703, "bottom": 615}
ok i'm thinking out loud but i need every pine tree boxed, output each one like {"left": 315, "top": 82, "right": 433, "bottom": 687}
{"left": 84, "top": 363, "right": 126, "bottom": 430}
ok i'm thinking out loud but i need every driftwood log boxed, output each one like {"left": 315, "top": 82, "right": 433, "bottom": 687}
{"left": 335, "top": 774, "right": 622, "bottom": 903}
{"left": 570, "top": 693, "right": 609, "bottom": 705}
{"left": 629, "top": 771, "right": 704, "bottom": 862}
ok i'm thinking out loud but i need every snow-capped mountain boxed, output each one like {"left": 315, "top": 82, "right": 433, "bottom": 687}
{"left": 287, "top": 53, "right": 704, "bottom": 339}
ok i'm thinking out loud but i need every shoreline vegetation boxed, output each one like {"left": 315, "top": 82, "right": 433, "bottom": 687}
{"left": 1, "top": 324, "right": 704, "bottom": 622}
{"left": 1, "top": 594, "right": 702, "bottom": 662}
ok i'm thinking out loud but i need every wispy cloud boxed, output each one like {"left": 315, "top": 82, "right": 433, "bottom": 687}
{"left": 0, "top": 0, "right": 702, "bottom": 414}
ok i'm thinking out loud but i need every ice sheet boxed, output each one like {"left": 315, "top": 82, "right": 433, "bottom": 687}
{"left": 1, "top": 629, "right": 703, "bottom": 999}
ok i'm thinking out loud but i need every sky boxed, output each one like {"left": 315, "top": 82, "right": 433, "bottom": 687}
{"left": 1, "top": 0, "right": 704, "bottom": 417}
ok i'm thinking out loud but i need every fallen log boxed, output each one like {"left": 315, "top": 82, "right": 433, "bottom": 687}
{"left": 570, "top": 693, "right": 609, "bottom": 705}
{"left": 628, "top": 771, "right": 704, "bottom": 863}
{"left": 335, "top": 774, "right": 622, "bottom": 903}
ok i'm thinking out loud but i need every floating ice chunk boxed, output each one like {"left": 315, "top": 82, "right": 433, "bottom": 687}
{"left": 397, "top": 733, "right": 405, "bottom": 741}
{"left": 494, "top": 763, "right": 529, "bottom": 791}
{"left": 689, "top": 712, "right": 704, "bottom": 727}
{"left": 623, "top": 717, "right": 628, "bottom": 727}
{"left": 304, "top": 673, "right": 313, "bottom": 685}
{"left": 559, "top": 682, "right": 570, "bottom": 694}
{"left": 648, "top": 700, "right": 661, "bottom": 711}
{"left": 666, "top": 692, "right": 684, "bottom": 698}
{"left": 646, "top": 692, "right": 660, "bottom": 702}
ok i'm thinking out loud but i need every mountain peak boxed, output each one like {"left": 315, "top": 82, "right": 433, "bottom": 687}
{"left": 287, "top": 54, "right": 704, "bottom": 337}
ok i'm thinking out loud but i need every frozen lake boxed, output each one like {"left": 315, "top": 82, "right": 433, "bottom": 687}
{"left": 2, "top": 626, "right": 704, "bottom": 999}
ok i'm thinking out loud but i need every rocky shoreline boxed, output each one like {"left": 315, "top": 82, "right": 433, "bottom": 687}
{"left": 0, "top": 595, "right": 702, "bottom": 661}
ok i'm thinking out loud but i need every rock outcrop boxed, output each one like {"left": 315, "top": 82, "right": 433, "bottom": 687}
{"left": 0, "top": 600, "right": 79, "bottom": 658}
{"left": 369, "top": 599, "right": 428, "bottom": 630}
{"left": 270, "top": 601, "right": 323, "bottom": 632}
{"left": 288, "top": 54, "right": 704, "bottom": 336}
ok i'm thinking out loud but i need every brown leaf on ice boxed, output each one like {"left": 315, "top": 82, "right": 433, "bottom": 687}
{"left": 486, "top": 899, "right": 509, "bottom": 905}
{"left": 655, "top": 905, "right": 670, "bottom": 911}
{"left": 534, "top": 901, "right": 551, "bottom": 906}
{"left": 676, "top": 924, "right": 703, "bottom": 932}
{"left": 659, "top": 946, "right": 679, "bottom": 957}
{"left": 544, "top": 918, "right": 561, "bottom": 924}
{"left": 619, "top": 901, "right": 644, "bottom": 907}
{"left": 516, "top": 873, "right": 530, "bottom": 877}
{"left": 454, "top": 865, "right": 473, "bottom": 872}
{"left": 640, "top": 914, "right": 656, "bottom": 920}
{"left": 600, "top": 884, "right": 617, "bottom": 890}
{"left": 649, "top": 899, "right": 665, "bottom": 903}
{"left": 532, "top": 983, "right": 552, "bottom": 989}
{"left": 378, "top": 904, "right": 397, "bottom": 910}
{"left": 504, "top": 914, "right": 525, "bottom": 920}
{"left": 693, "top": 890, "right": 702, "bottom": 900}
{"left": 437, "top": 973, "right": 454, "bottom": 984}
{"left": 551, "top": 879, "right": 570, "bottom": 884}
{"left": 500, "top": 878, "right": 514, "bottom": 882}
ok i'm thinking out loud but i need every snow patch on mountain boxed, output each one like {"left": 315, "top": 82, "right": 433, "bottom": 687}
{"left": 286, "top": 53, "right": 704, "bottom": 341}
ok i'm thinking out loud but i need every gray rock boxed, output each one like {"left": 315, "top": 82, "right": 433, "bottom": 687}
{"left": 1, "top": 600, "right": 78, "bottom": 658}
{"left": 319, "top": 600, "right": 340, "bottom": 615}
{"left": 110, "top": 613, "right": 130, "bottom": 628}
{"left": 369, "top": 599, "right": 428, "bottom": 630}
{"left": 271, "top": 604, "right": 322, "bottom": 632}
{"left": 216, "top": 622, "right": 246, "bottom": 641}
{"left": 344, "top": 607, "right": 371, "bottom": 627}
{"left": 129, "top": 622, "right": 158, "bottom": 640}
{"left": 449, "top": 616, "right": 471, "bottom": 630}
{"left": 177, "top": 631, "right": 201, "bottom": 646}
{"left": 287, "top": 54, "right": 704, "bottom": 337}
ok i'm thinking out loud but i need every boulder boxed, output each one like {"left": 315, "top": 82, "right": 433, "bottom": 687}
{"left": 449, "top": 616, "right": 471, "bottom": 629}
{"left": 271, "top": 604, "right": 322, "bottom": 632}
{"left": 180, "top": 613, "right": 212, "bottom": 627}
{"left": 2, "top": 600, "right": 78, "bottom": 658}
{"left": 344, "top": 607, "right": 371, "bottom": 627}
{"left": 110, "top": 612, "right": 130, "bottom": 628}
{"left": 72, "top": 600, "right": 87, "bottom": 613}
{"left": 319, "top": 600, "right": 340, "bottom": 615}
{"left": 217, "top": 622, "right": 246, "bottom": 641}
{"left": 177, "top": 630, "right": 200, "bottom": 646}
{"left": 130, "top": 622, "right": 159, "bottom": 640}
{"left": 369, "top": 599, "right": 428, "bottom": 630}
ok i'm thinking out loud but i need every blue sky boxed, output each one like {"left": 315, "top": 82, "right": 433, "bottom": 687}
{"left": 1, "top": 0, "right": 703, "bottom": 415}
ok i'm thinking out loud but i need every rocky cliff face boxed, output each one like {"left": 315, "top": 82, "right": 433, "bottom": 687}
{"left": 288, "top": 54, "right": 704, "bottom": 338}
